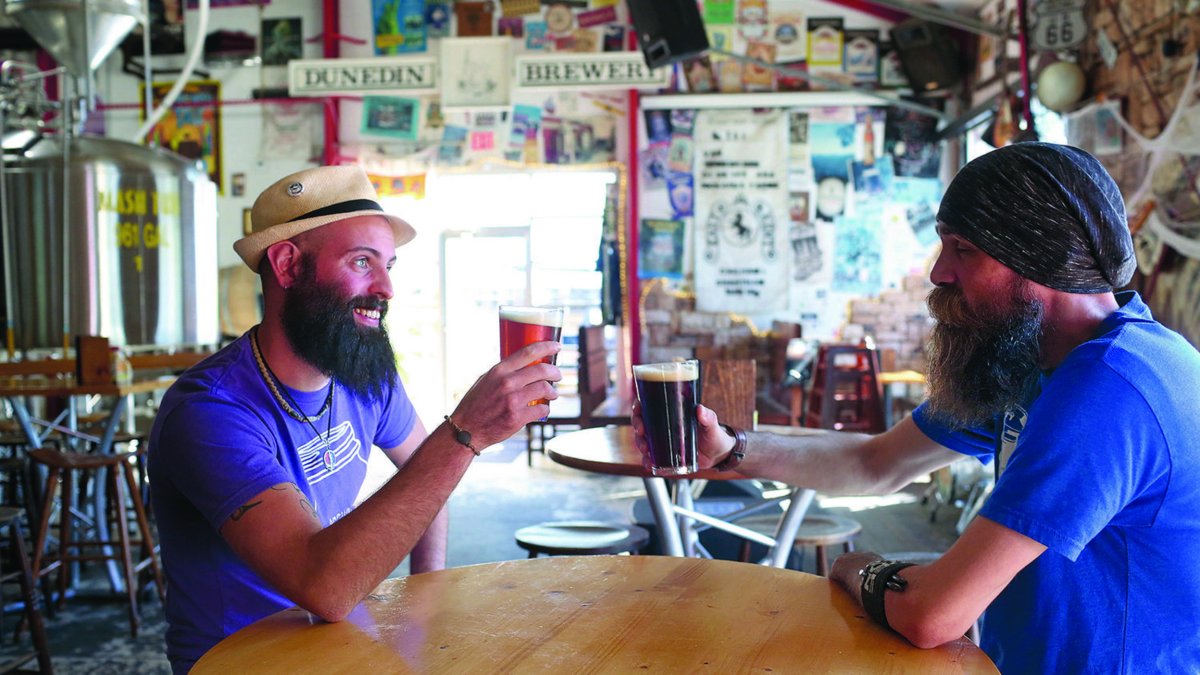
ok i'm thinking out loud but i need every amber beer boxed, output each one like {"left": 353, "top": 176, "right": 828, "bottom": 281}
{"left": 633, "top": 360, "right": 700, "bottom": 476}
{"left": 499, "top": 306, "right": 564, "bottom": 411}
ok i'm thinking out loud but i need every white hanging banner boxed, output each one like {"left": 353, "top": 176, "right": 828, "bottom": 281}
{"left": 694, "top": 109, "right": 790, "bottom": 312}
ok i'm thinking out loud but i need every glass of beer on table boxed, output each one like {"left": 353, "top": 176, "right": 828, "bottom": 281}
{"left": 499, "top": 306, "right": 565, "bottom": 416}
{"left": 633, "top": 360, "right": 701, "bottom": 476}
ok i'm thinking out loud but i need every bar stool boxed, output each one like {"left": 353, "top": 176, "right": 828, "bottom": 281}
{"left": 737, "top": 514, "right": 862, "bottom": 576}
{"left": 805, "top": 342, "right": 886, "bottom": 432}
{"left": 515, "top": 521, "right": 650, "bottom": 558}
{"left": 28, "top": 447, "right": 165, "bottom": 638}
{"left": 0, "top": 506, "right": 53, "bottom": 674}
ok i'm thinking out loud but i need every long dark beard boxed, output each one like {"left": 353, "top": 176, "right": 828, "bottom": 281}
{"left": 923, "top": 282, "right": 1044, "bottom": 429}
{"left": 281, "top": 265, "right": 398, "bottom": 402}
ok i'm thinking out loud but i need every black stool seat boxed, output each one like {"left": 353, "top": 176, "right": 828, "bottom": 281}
{"left": 515, "top": 521, "right": 650, "bottom": 557}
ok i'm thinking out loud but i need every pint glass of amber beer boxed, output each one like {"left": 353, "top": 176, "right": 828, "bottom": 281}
{"left": 499, "top": 306, "right": 565, "bottom": 413}
{"left": 633, "top": 360, "right": 701, "bottom": 476}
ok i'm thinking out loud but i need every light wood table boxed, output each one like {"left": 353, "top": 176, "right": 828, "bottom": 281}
{"left": 879, "top": 370, "right": 927, "bottom": 428}
{"left": 193, "top": 556, "right": 996, "bottom": 673}
{"left": 546, "top": 425, "right": 822, "bottom": 566}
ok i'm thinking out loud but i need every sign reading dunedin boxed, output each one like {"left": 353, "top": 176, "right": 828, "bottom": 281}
{"left": 288, "top": 57, "right": 438, "bottom": 97}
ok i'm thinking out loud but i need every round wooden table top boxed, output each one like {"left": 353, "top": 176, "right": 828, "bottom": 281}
{"left": 545, "top": 424, "right": 821, "bottom": 480}
{"left": 193, "top": 556, "right": 995, "bottom": 674}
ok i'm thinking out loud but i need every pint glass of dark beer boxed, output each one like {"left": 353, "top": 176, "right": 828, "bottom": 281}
{"left": 499, "top": 306, "right": 565, "bottom": 412}
{"left": 633, "top": 360, "right": 701, "bottom": 476}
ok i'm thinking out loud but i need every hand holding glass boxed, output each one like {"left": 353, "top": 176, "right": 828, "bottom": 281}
{"left": 499, "top": 306, "right": 564, "bottom": 414}
{"left": 633, "top": 360, "right": 700, "bottom": 476}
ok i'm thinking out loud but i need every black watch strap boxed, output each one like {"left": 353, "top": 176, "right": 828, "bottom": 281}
{"left": 859, "top": 560, "right": 916, "bottom": 631}
{"left": 713, "top": 424, "right": 748, "bottom": 472}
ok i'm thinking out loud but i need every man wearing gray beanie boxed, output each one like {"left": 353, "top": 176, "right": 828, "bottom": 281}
{"left": 633, "top": 143, "right": 1200, "bottom": 672}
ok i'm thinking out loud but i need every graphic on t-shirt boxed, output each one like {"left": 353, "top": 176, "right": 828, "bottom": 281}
{"left": 997, "top": 404, "right": 1027, "bottom": 477}
{"left": 298, "top": 421, "right": 363, "bottom": 483}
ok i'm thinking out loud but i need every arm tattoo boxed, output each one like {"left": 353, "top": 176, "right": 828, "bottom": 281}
{"left": 289, "top": 484, "right": 320, "bottom": 521}
{"left": 230, "top": 500, "right": 263, "bottom": 521}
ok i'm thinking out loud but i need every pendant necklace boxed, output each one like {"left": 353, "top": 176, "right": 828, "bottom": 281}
{"left": 251, "top": 327, "right": 335, "bottom": 458}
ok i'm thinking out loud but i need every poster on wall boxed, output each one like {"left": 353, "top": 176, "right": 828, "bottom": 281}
{"left": 361, "top": 96, "right": 419, "bottom": 140}
{"left": 142, "top": 80, "right": 222, "bottom": 192}
{"left": 373, "top": 0, "right": 426, "bottom": 54}
{"left": 885, "top": 104, "right": 942, "bottom": 178}
{"left": 693, "top": 109, "right": 789, "bottom": 312}
{"left": 639, "top": 219, "right": 686, "bottom": 279}
{"left": 833, "top": 207, "right": 883, "bottom": 295}
{"left": 261, "top": 18, "right": 303, "bottom": 65}
{"left": 441, "top": 38, "right": 511, "bottom": 109}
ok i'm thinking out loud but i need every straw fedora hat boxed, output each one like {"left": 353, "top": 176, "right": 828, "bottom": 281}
{"left": 234, "top": 165, "right": 416, "bottom": 271}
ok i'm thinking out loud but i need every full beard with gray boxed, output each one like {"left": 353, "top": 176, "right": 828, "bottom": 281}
{"left": 923, "top": 282, "right": 1044, "bottom": 430}
{"left": 281, "top": 265, "right": 398, "bottom": 402}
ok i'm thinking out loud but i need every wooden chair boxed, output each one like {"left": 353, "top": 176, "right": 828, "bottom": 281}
{"left": 758, "top": 321, "right": 805, "bottom": 426}
{"left": 700, "top": 359, "right": 757, "bottom": 430}
{"left": 0, "top": 507, "right": 53, "bottom": 674}
{"left": 527, "top": 325, "right": 628, "bottom": 465}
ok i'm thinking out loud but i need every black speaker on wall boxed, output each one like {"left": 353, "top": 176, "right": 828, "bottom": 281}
{"left": 627, "top": 0, "right": 710, "bottom": 69}
{"left": 891, "top": 19, "right": 963, "bottom": 93}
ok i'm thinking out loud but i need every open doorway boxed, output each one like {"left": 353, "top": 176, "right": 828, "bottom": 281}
{"left": 381, "top": 167, "right": 618, "bottom": 428}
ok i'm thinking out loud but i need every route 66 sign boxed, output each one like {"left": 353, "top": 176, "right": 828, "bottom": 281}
{"left": 1033, "top": 0, "right": 1088, "bottom": 51}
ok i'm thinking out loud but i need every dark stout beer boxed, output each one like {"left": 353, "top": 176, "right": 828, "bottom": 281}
{"left": 633, "top": 360, "right": 700, "bottom": 476}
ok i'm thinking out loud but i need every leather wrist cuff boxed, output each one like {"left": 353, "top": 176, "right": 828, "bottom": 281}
{"left": 713, "top": 424, "right": 748, "bottom": 472}
{"left": 859, "top": 560, "right": 916, "bottom": 631}
{"left": 443, "top": 415, "right": 480, "bottom": 456}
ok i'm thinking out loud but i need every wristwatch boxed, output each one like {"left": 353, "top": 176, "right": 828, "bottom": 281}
{"left": 713, "top": 424, "right": 747, "bottom": 472}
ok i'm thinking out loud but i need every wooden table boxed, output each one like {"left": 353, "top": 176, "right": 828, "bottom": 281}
{"left": 193, "top": 556, "right": 996, "bottom": 673}
{"left": 546, "top": 425, "right": 821, "bottom": 565}
{"left": 879, "top": 370, "right": 927, "bottom": 428}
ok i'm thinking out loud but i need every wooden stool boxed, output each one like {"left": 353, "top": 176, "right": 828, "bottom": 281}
{"left": 515, "top": 522, "right": 650, "bottom": 558}
{"left": 0, "top": 507, "right": 53, "bottom": 674}
{"left": 28, "top": 447, "right": 165, "bottom": 638}
{"left": 737, "top": 514, "right": 862, "bottom": 576}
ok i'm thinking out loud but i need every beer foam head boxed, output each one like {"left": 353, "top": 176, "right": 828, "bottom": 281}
{"left": 633, "top": 361, "right": 700, "bottom": 382}
{"left": 499, "top": 306, "right": 564, "bottom": 327}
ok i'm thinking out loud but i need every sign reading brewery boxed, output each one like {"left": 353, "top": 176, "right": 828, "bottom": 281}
{"left": 514, "top": 52, "right": 670, "bottom": 91}
{"left": 288, "top": 57, "right": 437, "bottom": 97}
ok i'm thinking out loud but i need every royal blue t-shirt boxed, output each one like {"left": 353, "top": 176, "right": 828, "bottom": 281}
{"left": 913, "top": 292, "right": 1200, "bottom": 673}
{"left": 148, "top": 333, "right": 417, "bottom": 673}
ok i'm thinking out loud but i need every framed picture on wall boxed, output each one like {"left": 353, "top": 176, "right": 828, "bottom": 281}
{"left": 141, "top": 80, "right": 223, "bottom": 193}
{"left": 440, "top": 37, "right": 511, "bottom": 109}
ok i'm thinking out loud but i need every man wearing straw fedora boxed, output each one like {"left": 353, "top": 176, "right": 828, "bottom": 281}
{"left": 149, "top": 165, "right": 562, "bottom": 673}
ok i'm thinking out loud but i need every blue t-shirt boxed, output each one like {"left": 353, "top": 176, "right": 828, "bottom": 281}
{"left": 148, "top": 333, "right": 417, "bottom": 673}
{"left": 913, "top": 291, "right": 1200, "bottom": 673}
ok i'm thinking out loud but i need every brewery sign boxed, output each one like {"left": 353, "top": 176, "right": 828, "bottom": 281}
{"left": 288, "top": 57, "right": 438, "bottom": 97}
{"left": 514, "top": 52, "right": 670, "bottom": 91}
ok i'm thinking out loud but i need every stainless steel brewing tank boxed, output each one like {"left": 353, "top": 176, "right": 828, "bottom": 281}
{"left": 0, "top": 135, "right": 219, "bottom": 350}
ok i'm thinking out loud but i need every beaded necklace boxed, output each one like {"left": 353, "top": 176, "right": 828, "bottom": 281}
{"left": 250, "top": 328, "right": 335, "bottom": 453}
{"left": 250, "top": 327, "right": 332, "bottom": 422}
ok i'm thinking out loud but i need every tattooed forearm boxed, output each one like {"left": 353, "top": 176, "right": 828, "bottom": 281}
{"left": 230, "top": 500, "right": 263, "bottom": 521}
{"left": 289, "top": 484, "right": 319, "bottom": 521}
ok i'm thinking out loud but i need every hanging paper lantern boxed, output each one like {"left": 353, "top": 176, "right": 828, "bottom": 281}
{"left": 1036, "top": 61, "right": 1087, "bottom": 112}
